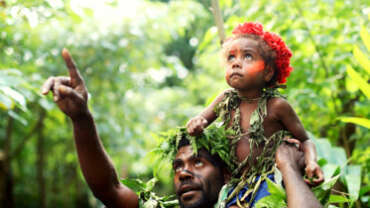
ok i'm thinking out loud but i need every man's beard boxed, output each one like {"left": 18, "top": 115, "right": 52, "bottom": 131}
{"left": 178, "top": 190, "right": 216, "bottom": 208}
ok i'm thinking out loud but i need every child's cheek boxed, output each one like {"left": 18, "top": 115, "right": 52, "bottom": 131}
{"left": 225, "top": 68, "right": 232, "bottom": 80}
{"left": 244, "top": 60, "right": 265, "bottom": 77}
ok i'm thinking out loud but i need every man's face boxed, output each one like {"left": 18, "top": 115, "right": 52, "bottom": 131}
{"left": 173, "top": 146, "right": 225, "bottom": 208}
{"left": 223, "top": 38, "right": 266, "bottom": 90}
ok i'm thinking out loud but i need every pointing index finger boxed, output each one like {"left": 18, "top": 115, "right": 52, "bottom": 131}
{"left": 62, "top": 48, "right": 82, "bottom": 85}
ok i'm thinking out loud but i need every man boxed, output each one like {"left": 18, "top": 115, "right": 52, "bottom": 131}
{"left": 41, "top": 49, "right": 322, "bottom": 208}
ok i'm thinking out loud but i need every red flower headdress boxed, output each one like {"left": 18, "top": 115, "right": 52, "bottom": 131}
{"left": 232, "top": 22, "right": 293, "bottom": 84}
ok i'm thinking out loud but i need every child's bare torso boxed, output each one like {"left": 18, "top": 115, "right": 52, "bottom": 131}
{"left": 227, "top": 97, "right": 285, "bottom": 168}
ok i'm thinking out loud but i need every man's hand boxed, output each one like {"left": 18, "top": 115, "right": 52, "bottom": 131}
{"left": 276, "top": 141, "right": 324, "bottom": 187}
{"left": 186, "top": 115, "right": 208, "bottom": 136}
{"left": 41, "top": 48, "right": 89, "bottom": 120}
{"left": 276, "top": 142, "right": 305, "bottom": 172}
{"left": 276, "top": 143, "right": 323, "bottom": 208}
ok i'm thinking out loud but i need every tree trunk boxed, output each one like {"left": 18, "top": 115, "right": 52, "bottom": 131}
{"left": 0, "top": 114, "right": 14, "bottom": 208}
{"left": 337, "top": 95, "right": 359, "bottom": 157}
{"left": 36, "top": 109, "right": 46, "bottom": 208}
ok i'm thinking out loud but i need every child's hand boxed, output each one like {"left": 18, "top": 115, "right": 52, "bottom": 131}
{"left": 304, "top": 161, "right": 324, "bottom": 186}
{"left": 186, "top": 116, "right": 208, "bottom": 136}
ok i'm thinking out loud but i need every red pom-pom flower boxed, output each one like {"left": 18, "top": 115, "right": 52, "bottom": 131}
{"left": 232, "top": 22, "right": 293, "bottom": 84}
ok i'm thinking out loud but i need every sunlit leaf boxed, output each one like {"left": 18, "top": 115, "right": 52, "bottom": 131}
{"left": 83, "top": 8, "right": 94, "bottom": 17}
{"left": 353, "top": 46, "right": 370, "bottom": 74}
{"left": 0, "top": 93, "right": 13, "bottom": 110}
{"left": 8, "top": 110, "right": 27, "bottom": 125}
{"left": 198, "top": 27, "right": 217, "bottom": 53}
{"left": 0, "top": 86, "right": 26, "bottom": 108}
{"left": 328, "top": 195, "right": 351, "bottom": 204}
{"left": 360, "top": 26, "right": 370, "bottom": 51}
{"left": 346, "top": 65, "right": 370, "bottom": 98}
{"left": 338, "top": 117, "right": 370, "bottom": 129}
{"left": 345, "top": 76, "right": 359, "bottom": 92}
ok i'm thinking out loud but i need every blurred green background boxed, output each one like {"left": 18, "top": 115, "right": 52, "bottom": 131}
{"left": 0, "top": 0, "right": 369, "bottom": 207}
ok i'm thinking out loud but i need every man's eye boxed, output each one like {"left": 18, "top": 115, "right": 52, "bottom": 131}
{"left": 174, "top": 165, "right": 183, "bottom": 172}
{"left": 245, "top": 54, "right": 252, "bottom": 60}
{"left": 194, "top": 160, "right": 204, "bottom": 167}
{"left": 227, "top": 55, "right": 235, "bottom": 61}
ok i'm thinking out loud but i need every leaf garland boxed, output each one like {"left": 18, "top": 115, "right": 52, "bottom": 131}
{"left": 154, "top": 125, "right": 236, "bottom": 172}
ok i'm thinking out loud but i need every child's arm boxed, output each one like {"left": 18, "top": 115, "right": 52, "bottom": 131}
{"left": 272, "top": 98, "right": 324, "bottom": 186}
{"left": 187, "top": 90, "right": 229, "bottom": 135}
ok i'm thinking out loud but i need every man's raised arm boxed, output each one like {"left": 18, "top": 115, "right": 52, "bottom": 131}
{"left": 41, "top": 49, "right": 138, "bottom": 208}
{"left": 275, "top": 143, "right": 323, "bottom": 208}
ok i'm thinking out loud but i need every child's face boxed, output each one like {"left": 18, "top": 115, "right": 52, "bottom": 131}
{"left": 223, "top": 38, "right": 266, "bottom": 90}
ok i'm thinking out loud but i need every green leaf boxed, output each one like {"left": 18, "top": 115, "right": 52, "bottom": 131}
{"left": 328, "top": 195, "right": 351, "bottom": 204}
{"left": 344, "top": 165, "right": 361, "bottom": 201}
{"left": 0, "top": 93, "right": 13, "bottom": 110}
{"left": 83, "top": 8, "right": 94, "bottom": 17}
{"left": 198, "top": 27, "right": 217, "bottom": 53}
{"left": 346, "top": 65, "right": 370, "bottom": 98}
{"left": 353, "top": 46, "right": 370, "bottom": 74}
{"left": 360, "top": 26, "right": 370, "bottom": 51}
{"left": 0, "top": 86, "right": 26, "bottom": 108}
{"left": 313, "top": 175, "right": 340, "bottom": 205}
{"left": 255, "top": 195, "right": 287, "bottom": 208}
{"left": 265, "top": 178, "right": 285, "bottom": 199}
{"left": 121, "top": 178, "right": 146, "bottom": 193}
{"left": 255, "top": 180, "right": 287, "bottom": 208}
{"left": 145, "top": 178, "right": 157, "bottom": 192}
{"left": 338, "top": 117, "right": 370, "bottom": 129}
{"left": 345, "top": 75, "right": 359, "bottom": 92}
{"left": 143, "top": 198, "right": 158, "bottom": 208}
{"left": 322, "top": 164, "right": 340, "bottom": 181}
{"left": 8, "top": 110, "right": 28, "bottom": 125}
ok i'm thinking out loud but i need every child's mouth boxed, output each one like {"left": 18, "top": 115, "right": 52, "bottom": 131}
{"left": 230, "top": 72, "right": 243, "bottom": 78}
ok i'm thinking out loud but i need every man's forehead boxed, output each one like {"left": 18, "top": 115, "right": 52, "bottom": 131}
{"left": 174, "top": 146, "right": 210, "bottom": 160}
{"left": 174, "top": 146, "right": 216, "bottom": 166}
{"left": 175, "top": 145, "right": 196, "bottom": 160}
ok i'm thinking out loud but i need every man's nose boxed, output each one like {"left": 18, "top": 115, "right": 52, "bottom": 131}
{"left": 179, "top": 169, "right": 194, "bottom": 181}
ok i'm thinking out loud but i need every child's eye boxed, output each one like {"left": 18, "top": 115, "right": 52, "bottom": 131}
{"left": 245, "top": 54, "right": 252, "bottom": 60}
{"left": 227, "top": 54, "right": 235, "bottom": 61}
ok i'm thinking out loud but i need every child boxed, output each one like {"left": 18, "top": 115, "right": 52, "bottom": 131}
{"left": 186, "top": 22, "right": 324, "bottom": 207}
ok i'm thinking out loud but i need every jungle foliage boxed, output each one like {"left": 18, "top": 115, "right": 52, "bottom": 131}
{"left": 0, "top": 0, "right": 369, "bottom": 207}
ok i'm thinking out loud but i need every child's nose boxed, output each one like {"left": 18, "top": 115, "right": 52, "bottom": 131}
{"left": 232, "top": 59, "right": 242, "bottom": 69}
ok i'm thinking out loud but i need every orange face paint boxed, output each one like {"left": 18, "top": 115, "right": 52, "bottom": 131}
{"left": 244, "top": 60, "right": 265, "bottom": 77}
